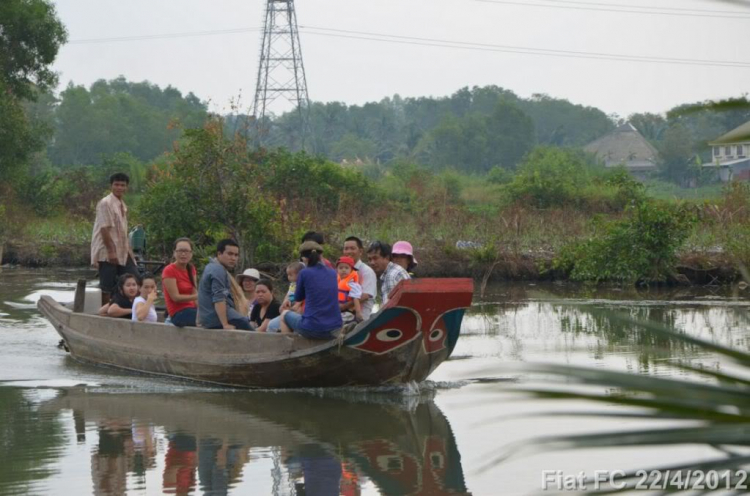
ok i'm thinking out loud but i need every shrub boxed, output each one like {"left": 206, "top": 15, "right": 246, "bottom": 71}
{"left": 507, "top": 147, "right": 597, "bottom": 208}
{"left": 554, "top": 201, "right": 696, "bottom": 283}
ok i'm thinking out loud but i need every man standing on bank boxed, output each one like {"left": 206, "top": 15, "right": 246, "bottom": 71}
{"left": 91, "top": 172, "right": 138, "bottom": 301}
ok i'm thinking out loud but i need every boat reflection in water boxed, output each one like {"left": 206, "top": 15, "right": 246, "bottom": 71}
{"left": 43, "top": 388, "right": 470, "bottom": 495}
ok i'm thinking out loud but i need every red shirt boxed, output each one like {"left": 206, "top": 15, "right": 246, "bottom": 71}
{"left": 162, "top": 263, "right": 197, "bottom": 317}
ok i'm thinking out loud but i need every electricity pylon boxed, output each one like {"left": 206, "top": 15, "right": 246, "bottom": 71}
{"left": 251, "top": 0, "right": 312, "bottom": 150}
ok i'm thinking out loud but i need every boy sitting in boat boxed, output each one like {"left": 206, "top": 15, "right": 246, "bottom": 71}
{"left": 336, "top": 256, "right": 364, "bottom": 323}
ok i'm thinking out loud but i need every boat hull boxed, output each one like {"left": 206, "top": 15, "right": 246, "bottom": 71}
{"left": 38, "top": 278, "right": 473, "bottom": 388}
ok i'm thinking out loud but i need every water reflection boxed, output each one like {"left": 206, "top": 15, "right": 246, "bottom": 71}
{"left": 463, "top": 283, "right": 750, "bottom": 370}
{"left": 0, "top": 388, "right": 66, "bottom": 496}
{"left": 37, "top": 388, "right": 469, "bottom": 495}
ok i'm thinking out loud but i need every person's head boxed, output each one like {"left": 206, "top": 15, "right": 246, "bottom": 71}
{"left": 173, "top": 238, "right": 194, "bottom": 266}
{"left": 237, "top": 268, "right": 260, "bottom": 294}
{"left": 139, "top": 273, "right": 157, "bottom": 298}
{"left": 254, "top": 279, "right": 274, "bottom": 306}
{"left": 301, "top": 231, "right": 325, "bottom": 245}
{"left": 299, "top": 240, "right": 324, "bottom": 267}
{"left": 343, "top": 236, "right": 364, "bottom": 262}
{"left": 367, "top": 241, "right": 392, "bottom": 275}
{"left": 391, "top": 241, "right": 418, "bottom": 271}
{"left": 286, "top": 261, "right": 305, "bottom": 282}
{"left": 216, "top": 239, "right": 240, "bottom": 270}
{"left": 109, "top": 172, "right": 130, "bottom": 198}
{"left": 336, "top": 256, "right": 356, "bottom": 279}
{"left": 117, "top": 274, "right": 139, "bottom": 300}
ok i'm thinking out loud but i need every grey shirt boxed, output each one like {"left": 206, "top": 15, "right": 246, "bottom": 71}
{"left": 198, "top": 260, "right": 244, "bottom": 328}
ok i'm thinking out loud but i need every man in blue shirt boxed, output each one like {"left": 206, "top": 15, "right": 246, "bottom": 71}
{"left": 280, "top": 241, "right": 342, "bottom": 339}
{"left": 198, "top": 239, "right": 251, "bottom": 330}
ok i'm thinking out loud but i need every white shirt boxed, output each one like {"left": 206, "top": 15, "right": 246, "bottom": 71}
{"left": 132, "top": 296, "right": 158, "bottom": 323}
{"left": 354, "top": 259, "right": 377, "bottom": 319}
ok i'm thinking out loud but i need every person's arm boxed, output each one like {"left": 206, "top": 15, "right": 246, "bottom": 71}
{"left": 107, "top": 303, "right": 132, "bottom": 318}
{"left": 214, "top": 301, "right": 234, "bottom": 329}
{"left": 98, "top": 303, "right": 110, "bottom": 316}
{"left": 163, "top": 278, "right": 198, "bottom": 303}
{"left": 257, "top": 317, "right": 270, "bottom": 333}
{"left": 135, "top": 293, "right": 157, "bottom": 321}
{"left": 280, "top": 293, "right": 291, "bottom": 311}
{"left": 100, "top": 227, "right": 118, "bottom": 265}
{"left": 354, "top": 298, "right": 363, "bottom": 322}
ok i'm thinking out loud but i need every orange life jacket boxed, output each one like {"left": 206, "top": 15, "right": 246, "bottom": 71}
{"left": 338, "top": 271, "right": 359, "bottom": 303}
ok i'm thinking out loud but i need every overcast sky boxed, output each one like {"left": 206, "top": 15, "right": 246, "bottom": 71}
{"left": 52, "top": 0, "right": 750, "bottom": 118}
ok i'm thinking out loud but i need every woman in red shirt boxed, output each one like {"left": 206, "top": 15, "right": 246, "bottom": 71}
{"left": 162, "top": 238, "right": 198, "bottom": 327}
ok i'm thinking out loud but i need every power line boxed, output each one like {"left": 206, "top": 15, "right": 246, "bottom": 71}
{"left": 299, "top": 25, "right": 750, "bottom": 68}
{"left": 474, "top": 0, "right": 750, "bottom": 19}
{"left": 66, "top": 24, "right": 750, "bottom": 69}
{"left": 69, "top": 27, "right": 262, "bottom": 44}
{"left": 529, "top": 0, "right": 750, "bottom": 15}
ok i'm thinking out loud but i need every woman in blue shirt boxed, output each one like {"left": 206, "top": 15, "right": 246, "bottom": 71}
{"left": 279, "top": 241, "right": 342, "bottom": 339}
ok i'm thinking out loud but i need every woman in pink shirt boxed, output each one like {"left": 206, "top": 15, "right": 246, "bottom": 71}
{"left": 162, "top": 238, "right": 198, "bottom": 327}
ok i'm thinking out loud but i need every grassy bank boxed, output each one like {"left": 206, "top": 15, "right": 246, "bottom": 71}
{"left": 3, "top": 203, "right": 747, "bottom": 287}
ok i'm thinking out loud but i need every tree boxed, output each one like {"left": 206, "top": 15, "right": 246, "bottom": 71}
{"left": 0, "top": 0, "right": 66, "bottom": 180}
{"left": 426, "top": 101, "right": 535, "bottom": 173}
{"left": 658, "top": 124, "right": 694, "bottom": 183}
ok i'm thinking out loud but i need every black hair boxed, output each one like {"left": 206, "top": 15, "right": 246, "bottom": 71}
{"left": 115, "top": 273, "right": 139, "bottom": 297}
{"left": 301, "top": 231, "right": 325, "bottom": 245}
{"left": 300, "top": 249, "right": 322, "bottom": 267}
{"left": 109, "top": 172, "right": 130, "bottom": 185}
{"left": 287, "top": 261, "right": 305, "bottom": 275}
{"left": 344, "top": 236, "right": 364, "bottom": 249}
{"left": 256, "top": 278, "right": 274, "bottom": 292}
{"left": 140, "top": 272, "right": 156, "bottom": 283}
{"left": 174, "top": 238, "right": 196, "bottom": 287}
{"left": 367, "top": 240, "right": 392, "bottom": 258}
{"left": 217, "top": 238, "right": 239, "bottom": 254}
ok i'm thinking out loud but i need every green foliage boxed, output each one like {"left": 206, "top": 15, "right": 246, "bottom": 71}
{"left": 0, "top": 0, "right": 67, "bottom": 98}
{"left": 487, "top": 165, "right": 513, "bottom": 185}
{"left": 48, "top": 77, "right": 207, "bottom": 166}
{"left": 0, "top": 0, "right": 66, "bottom": 182}
{"left": 0, "top": 206, "right": 9, "bottom": 242}
{"left": 554, "top": 201, "right": 695, "bottom": 283}
{"left": 507, "top": 147, "right": 597, "bottom": 208}
{"left": 425, "top": 100, "right": 536, "bottom": 173}
{"left": 137, "top": 118, "right": 378, "bottom": 265}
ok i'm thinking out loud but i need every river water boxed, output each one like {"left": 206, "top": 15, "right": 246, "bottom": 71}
{"left": 1, "top": 268, "right": 749, "bottom": 495}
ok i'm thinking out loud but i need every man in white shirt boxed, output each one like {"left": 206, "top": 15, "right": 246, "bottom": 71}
{"left": 342, "top": 236, "right": 378, "bottom": 319}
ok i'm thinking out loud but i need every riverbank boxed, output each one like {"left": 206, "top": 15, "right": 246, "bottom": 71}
{"left": 2, "top": 238, "right": 742, "bottom": 286}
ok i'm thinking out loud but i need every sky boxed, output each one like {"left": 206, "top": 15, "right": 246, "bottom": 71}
{"left": 51, "top": 0, "right": 750, "bottom": 118}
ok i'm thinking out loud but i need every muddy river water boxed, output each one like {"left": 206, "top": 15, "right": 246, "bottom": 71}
{"left": 1, "top": 268, "right": 749, "bottom": 495}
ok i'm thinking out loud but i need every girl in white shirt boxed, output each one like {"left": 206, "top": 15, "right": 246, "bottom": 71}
{"left": 132, "top": 273, "right": 158, "bottom": 323}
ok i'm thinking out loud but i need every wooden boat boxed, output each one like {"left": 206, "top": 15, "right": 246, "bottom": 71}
{"left": 38, "top": 278, "right": 473, "bottom": 388}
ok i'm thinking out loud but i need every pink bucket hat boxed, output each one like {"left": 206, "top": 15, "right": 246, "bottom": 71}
{"left": 392, "top": 241, "right": 417, "bottom": 265}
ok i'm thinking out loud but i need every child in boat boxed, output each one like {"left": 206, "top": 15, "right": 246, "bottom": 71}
{"left": 267, "top": 261, "right": 305, "bottom": 333}
{"left": 132, "top": 273, "right": 158, "bottom": 323}
{"left": 337, "top": 257, "right": 364, "bottom": 323}
{"left": 98, "top": 273, "right": 139, "bottom": 319}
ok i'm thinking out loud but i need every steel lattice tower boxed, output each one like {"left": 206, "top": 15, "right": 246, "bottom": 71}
{"left": 251, "top": 0, "right": 312, "bottom": 149}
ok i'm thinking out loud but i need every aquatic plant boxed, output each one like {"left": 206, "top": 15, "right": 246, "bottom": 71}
{"left": 494, "top": 312, "right": 750, "bottom": 492}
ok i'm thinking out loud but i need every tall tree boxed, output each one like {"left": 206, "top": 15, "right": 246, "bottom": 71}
{"left": 0, "top": 0, "right": 67, "bottom": 179}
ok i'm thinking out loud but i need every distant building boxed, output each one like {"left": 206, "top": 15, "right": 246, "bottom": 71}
{"left": 584, "top": 122, "right": 659, "bottom": 178}
{"left": 703, "top": 120, "right": 750, "bottom": 182}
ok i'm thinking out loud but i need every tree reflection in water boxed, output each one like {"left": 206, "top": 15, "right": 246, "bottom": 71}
{"left": 40, "top": 389, "right": 470, "bottom": 495}
{"left": 0, "top": 388, "right": 66, "bottom": 495}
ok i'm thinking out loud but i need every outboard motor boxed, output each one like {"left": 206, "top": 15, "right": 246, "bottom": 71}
{"left": 129, "top": 225, "right": 146, "bottom": 263}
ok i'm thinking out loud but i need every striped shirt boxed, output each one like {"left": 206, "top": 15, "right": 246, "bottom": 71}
{"left": 91, "top": 193, "right": 131, "bottom": 266}
{"left": 379, "top": 262, "right": 410, "bottom": 305}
